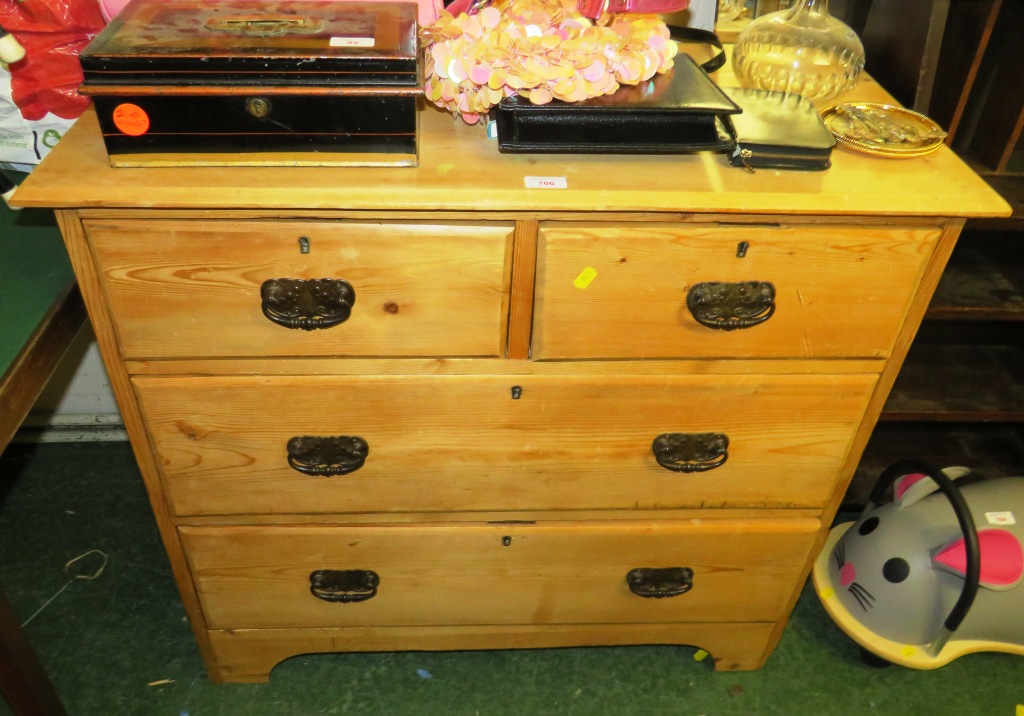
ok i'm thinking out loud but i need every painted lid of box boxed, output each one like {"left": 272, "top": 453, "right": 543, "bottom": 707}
{"left": 80, "top": 0, "right": 419, "bottom": 87}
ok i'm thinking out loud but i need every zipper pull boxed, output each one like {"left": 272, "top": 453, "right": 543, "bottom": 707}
{"left": 739, "top": 149, "right": 756, "bottom": 174}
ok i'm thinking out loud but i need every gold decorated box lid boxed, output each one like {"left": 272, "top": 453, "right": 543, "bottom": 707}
{"left": 80, "top": 0, "right": 419, "bottom": 87}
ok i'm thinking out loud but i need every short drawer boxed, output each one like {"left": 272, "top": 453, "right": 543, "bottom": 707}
{"left": 85, "top": 219, "right": 513, "bottom": 359}
{"left": 533, "top": 222, "right": 940, "bottom": 359}
{"left": 180, "top": 518, "right": 820, "bottom": 630}
{"left": 135, "top": 372, "right": 876, "bottom": 516}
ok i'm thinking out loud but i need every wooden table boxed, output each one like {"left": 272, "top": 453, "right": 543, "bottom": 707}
{"left": 0, "top": 198, "right": 85, "bottom": 715}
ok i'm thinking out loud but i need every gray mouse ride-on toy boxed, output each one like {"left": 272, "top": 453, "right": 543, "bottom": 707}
{"left": 812, "top": 459, "right": 1024, "bottom": 668}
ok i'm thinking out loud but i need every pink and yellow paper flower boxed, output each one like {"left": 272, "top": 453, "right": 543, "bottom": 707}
{"left": 420, "top": 0, "right": 678, "bottom": 124}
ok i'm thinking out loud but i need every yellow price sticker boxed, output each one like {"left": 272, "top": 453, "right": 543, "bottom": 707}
{"left": 574, "top": 267, "right": 598, "bottom": 289}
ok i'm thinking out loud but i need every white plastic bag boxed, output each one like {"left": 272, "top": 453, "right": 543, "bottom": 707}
{"left": 0, "top": 66, "right": 76, "bottom": 166}
{"left": 0, "top": 0, "right": 104, "bottom": 166}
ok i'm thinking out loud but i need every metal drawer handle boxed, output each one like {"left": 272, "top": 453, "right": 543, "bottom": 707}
{"left": 686, "top": 281, "right": 775, "bottom": 330}
{"left": 261, "top": 278, "right": 355, "bottom": 331}
{"left": 627, "top": 567, "right": 694, "bottom": 598}
{"left": 287, "top": 435, "right": 369, "bottom": 476}
{"left": 652, "top": 432, "right": 729, "bottom": 473}
{"left": 309, "top": 569, "right": 379, "bottom": 603}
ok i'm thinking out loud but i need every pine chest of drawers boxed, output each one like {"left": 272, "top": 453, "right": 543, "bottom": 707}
{"left": 15, "top": 93, "right": 1009, "bottom": 682}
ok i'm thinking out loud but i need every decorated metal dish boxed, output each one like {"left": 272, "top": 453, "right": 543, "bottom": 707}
{"left": 821, "top": 102, "right": 947, "bottom": 158}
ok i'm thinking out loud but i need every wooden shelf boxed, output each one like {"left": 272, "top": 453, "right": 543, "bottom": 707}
{"left": 927, "top": 229, "right": 1024, "bottom": 319}
{"left": 890, "top": 223, "right": 1024, "bottom": 419}
{"left": 847, "top": 0, "right": 1024, "bottom": 507}
{"left": 848, "top": 422, "right": 1024, "bottom": 508}
{"left": 886, "top": 225, "right": 1024, "bottom": 419}
{"left": 883, "top": 341, "right": 1024, "bottom": 421}
{"left": 957, "top": 1, "right": 1024, "bottom": 173}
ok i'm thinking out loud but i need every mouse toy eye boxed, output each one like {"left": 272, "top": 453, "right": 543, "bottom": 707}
{"left": 883, "top": 557, "right": 910, "bottom": 583}
{"left": 858, "top": 516, "right": 879, "bottom": 536}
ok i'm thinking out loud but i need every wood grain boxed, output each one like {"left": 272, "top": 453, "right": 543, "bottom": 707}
{"left": 533, "top": 222, "right": 940, "bottom": 359}
{"left": 181, "top": 518, "right": 819, "bottom": 630}
{"left": 85, "top": 218, "right": 513, "bottom": 359}
{"left": 0, "top": 285, "right": 84, "bottom": 450}
{"left": 206, "top": 621, "right": 779, "bottom": 682}
{"left": 53, "top": 211, "right": 221, "bottom": 675}
{"left": 19, "top": 53, "right": 1012, "bottom": 683}
{"left": 135, "top": 373, "right": 875, "bottom": 515}
{"left": 507, "top": 219, "right": 538, "bottom": 359}
{"left": 12, "top": 99, "right": 1011, "bottom": 219}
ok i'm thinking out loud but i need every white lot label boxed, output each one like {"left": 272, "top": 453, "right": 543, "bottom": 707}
{"left": 986, "top": 511, "right": 1016, "bottom": 525}
{"left": 525, "top": 176, "right": 568, "bottom": 189}
{"left": 330, "top": 37, "right": 375, "bottom": 47}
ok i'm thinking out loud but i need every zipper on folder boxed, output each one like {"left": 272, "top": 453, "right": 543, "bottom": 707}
{"left": 737, "top": 147, "right": 817, "bottom": 173}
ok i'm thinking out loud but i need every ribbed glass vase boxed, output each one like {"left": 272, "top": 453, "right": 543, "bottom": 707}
{"left": 718, "top": 0, "right": 744, "bottom": 23}
{"left": 731, "top": 0, "right": 865, "bottom": 102}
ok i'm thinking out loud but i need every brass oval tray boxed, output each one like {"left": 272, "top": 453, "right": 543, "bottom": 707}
{"left": 821, "top": 103, "right": 947, "bottom": 158}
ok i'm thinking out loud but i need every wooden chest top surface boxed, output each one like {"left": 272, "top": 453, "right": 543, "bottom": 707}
{"left": 14, "top": 58, "right": 1011, "bottom": 218}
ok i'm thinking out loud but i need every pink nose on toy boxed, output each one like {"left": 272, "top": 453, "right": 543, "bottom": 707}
{"left": 840, "top": 563, "right": 856, "bottom": 587}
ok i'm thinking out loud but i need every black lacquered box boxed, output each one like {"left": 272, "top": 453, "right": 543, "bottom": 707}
{"left": 79, "top": 0, "right": 421, "bottom": 167}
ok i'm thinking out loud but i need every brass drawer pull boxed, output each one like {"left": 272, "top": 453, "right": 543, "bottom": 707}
{"left": 652, "top": 432, "right": 729, "bottom": 473}
{"left": 309, "top": 569, "right": 379, "bottom": 603}
{"left": 626, "top": 567, "right": 694, "bottom": 598}
{"left": 686, "top": 281, "right": 775, "bottom": 330}
{"left": 287, "top": 435, "right": 369, "bottom": 476}
{"left": 261, "top": 278, "right": 355, "bottom": 331}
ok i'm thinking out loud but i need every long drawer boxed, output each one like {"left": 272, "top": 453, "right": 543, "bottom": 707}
{"left": 533, "top": 222, "right": 940, "bottom": 359}
{"left": 135, "top": 373, "right": 876, "bottom": 515}
{"left": 181, "top": 518, "right": 820, "bottom": 630}
{"left": 85, "top": 219, "right": 513, "bottom": 359}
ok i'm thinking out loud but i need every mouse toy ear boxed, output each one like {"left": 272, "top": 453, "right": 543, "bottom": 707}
{"left": 932, "top": 528, "right": 1024, "bottom": 591}
{"left": 894, "top": 466, "right": 971, "bottom": 508}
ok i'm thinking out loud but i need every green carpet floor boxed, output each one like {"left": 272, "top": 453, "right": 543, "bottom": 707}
{"left": 2, "top": 441, "right": 1024, "bottom": 715}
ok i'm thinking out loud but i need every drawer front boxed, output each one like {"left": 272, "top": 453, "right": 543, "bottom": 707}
{"left": 533, "top": 222, "right": 940, "bottom": 359}
{"left": 135, "top": 373, "right": 876, "bottom": 516}
{"left": 181, "top": 518, "right": 820, "bottom": 629}
{"left": 85, "top": 219, "right": 513, "bottom": 358}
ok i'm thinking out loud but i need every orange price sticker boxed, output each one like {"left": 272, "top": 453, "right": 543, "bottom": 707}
{"left": 112, "top": 103, "right": 150, "bottom": 136}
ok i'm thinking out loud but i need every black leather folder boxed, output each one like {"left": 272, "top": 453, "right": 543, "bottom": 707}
{"left": 724, "top": 88, "right": 836, "bottom": 171}
{"left": 495, "top": 54, "right": 741, "bottom": 154}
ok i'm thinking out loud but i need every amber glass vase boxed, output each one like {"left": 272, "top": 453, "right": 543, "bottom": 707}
{"left": 731, "top": 0, "right": 865, "bottom": 102}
